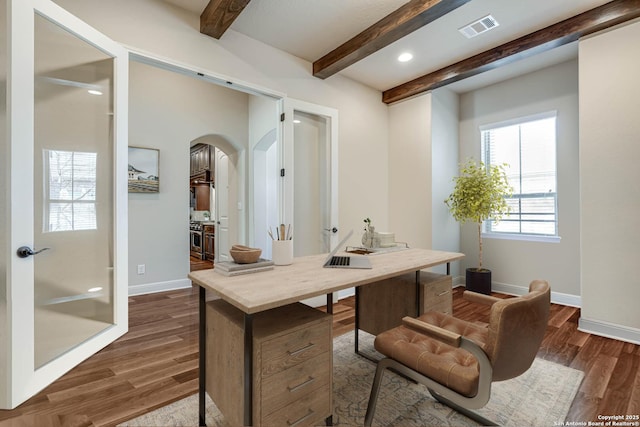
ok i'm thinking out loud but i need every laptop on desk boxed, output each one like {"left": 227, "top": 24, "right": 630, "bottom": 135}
{"left": 323, "top": 230, "right": 372, "bottom": 269}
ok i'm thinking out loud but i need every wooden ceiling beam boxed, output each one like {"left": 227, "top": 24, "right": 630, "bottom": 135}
{"left": 383, "top": 0, "right": 640, "bottom": 104}
{"left": 200, "top": 0, "right": 252, "bottom": 39}
{"left": 313, "top": 0, "right": 472, "bottom": 80}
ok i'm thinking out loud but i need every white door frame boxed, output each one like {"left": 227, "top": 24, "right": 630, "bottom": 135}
{"left": 5, "top": 0, "right": 128, "bottom": 409}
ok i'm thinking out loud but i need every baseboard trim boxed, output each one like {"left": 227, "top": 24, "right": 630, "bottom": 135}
{"left": 129, "top": 279, "right": 192, "bottom": 296}
{"left": 579, "top": 317, "right": 640, "bottom": 345}
{"left": 456, "top": 280, "right": 581, "bottom": 307}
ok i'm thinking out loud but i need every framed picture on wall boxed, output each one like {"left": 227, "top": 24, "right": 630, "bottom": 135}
{"left": 128, "top": 146, "right": 159, "bottom": 193}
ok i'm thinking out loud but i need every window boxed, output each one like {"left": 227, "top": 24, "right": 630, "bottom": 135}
{"left": 481, "top": 112, "right": 557, "bottom": 237}
{"left": 45, "top": 150, "right": 97, "bottom": 232}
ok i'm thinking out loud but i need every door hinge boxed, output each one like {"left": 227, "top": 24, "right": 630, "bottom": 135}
{"left": 280, "top": 168, "right": 285, "bottom": 177}
{"left": 280, "top": 113, "right": 285, "bottom": 122}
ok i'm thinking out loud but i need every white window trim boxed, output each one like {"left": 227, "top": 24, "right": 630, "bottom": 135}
{"left": 481, "top": 110, "right": 559, "bottom": 239}
{"left": 482, "top": 232, "right": 561, "bottom": 243}
{"left": 479, "top": 110, "right": 557, "bottom": 132}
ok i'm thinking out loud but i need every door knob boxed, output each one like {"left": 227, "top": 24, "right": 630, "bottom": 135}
{"left": 16, "top": 246, "right": 50, "bottom": 258}
{"left": 324, "top": 227, "right": 338, "bottom": 233}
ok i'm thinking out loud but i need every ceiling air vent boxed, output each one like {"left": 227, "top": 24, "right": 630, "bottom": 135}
{"left": 458, "top": 14, "right": 499, "bottom": 39}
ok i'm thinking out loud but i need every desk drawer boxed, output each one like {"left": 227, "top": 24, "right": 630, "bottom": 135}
{"left": 260, "top": 321, "right": 331, "bottom": 377}
{"left": 261, "top": 382, "right": 331, "bottom": 427}
{"left": 421, "top": 273, "right": 452, "bottom": 315}
{"left": 261, "top": 352, "right": 331, "bottom": 415}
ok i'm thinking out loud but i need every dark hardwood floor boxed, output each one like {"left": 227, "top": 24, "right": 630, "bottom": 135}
{"left": 190, "top": 255, "right": 213, "bottom": 272}
{"left": 0, "top": 286, "right": 638, "bottom": 426}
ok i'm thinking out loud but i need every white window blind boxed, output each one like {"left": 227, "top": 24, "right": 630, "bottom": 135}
{"left": 481, "top": 112, "right": 557, "bottom": 236}
{"left": 45, "top": 150, "right": 97, "bottom": 232}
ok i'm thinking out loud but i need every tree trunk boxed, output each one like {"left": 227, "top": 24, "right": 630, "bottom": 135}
{"left": 477, "top": 222, "right": 483, "bottom": 269}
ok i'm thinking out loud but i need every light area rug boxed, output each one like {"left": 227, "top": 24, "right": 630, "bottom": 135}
{"left": 119, "top": 332, "right": 584, "bottom": 427}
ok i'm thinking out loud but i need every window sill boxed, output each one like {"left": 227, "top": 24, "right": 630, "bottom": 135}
{"left": 482, "top": 232, "right": 561, "bottom": 243}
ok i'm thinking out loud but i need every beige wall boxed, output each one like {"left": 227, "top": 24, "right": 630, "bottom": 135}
{"left": 128, "top": 61, "right": 249, "bottom": 290}
{"left": 52, "top": 0, "right": 391, "bottom": 292}
{"left": 459, "top": 60, "right": 581, "bottom": 302}
{"left": 431, "top": 88, "right": 461, "bottom": 276}
{"left": 579, "top": 20, "right": 640, "bottom": 340}
{"left": 388, "top": 94, "right": 433, "bottom": 249}
{"left": 53, "top": 0, "right": 391, "bottom": 251}
{"left": 387, "top": 89, "right": 460, "bottom": 277}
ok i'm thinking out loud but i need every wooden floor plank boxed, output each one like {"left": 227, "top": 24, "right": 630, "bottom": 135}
{"left": 0, "top": 284, "right": 639, "bottom": 426}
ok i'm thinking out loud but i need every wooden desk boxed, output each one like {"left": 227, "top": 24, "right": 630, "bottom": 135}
{"left": 189, "top": 248, "right": 464, "bottom": 426}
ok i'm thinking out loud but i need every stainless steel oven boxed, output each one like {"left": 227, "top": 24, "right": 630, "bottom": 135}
{"left": 190, "top": 222, "right": 204, "bottom": 259}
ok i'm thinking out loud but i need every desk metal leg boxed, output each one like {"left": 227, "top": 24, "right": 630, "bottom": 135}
{"left": 354, "top": 286, "right": 360, "bottom": 355}
{"left": 326, "top": 293, "right": 333, "bottom": 314}
{"left": 415, "top": 270, "right": 421, "bottom": 317}
{"left": 199, "top": 286, "right": 206, "bottom": 427}
{"left": 447, "top": 262, "right": 450, "bottom": 276}
{"left": 243, "top": 313, "right": 254, "bottom": 426}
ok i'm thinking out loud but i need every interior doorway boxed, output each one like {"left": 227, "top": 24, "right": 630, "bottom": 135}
{"left": 280, "top": 99, "right": 340, "bottom": 307}
{"left": 189, "top": 136, "right": 238, "bottom": 271}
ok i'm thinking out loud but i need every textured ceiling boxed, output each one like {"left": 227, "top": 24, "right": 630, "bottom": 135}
{"left": 162, "top": 0, "right": 611, "bottom": 93}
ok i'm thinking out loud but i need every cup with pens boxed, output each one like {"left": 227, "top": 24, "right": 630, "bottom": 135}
{"left": 270, "top": 224, "right": 293, "bottom": 266}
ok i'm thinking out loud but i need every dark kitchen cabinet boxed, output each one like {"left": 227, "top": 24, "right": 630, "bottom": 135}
{"left": 190, "top": 144, "right": 214, "bottom": 181}
{"left": 193, "top": 185, "right": 210, "bottom": 211}
{"left": 204, "top": 224, "right": 215, "bottom": 260}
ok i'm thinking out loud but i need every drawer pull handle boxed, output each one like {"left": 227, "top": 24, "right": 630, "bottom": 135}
{"left": 288, "top": 342, "right": 315, "bottom": 356}
{"left": 287, "top": 409, "right": 315, "bottom": 426}
{"left": 287, "top": 376, "right": 316, "bottom": 393}
{"left": 437, "top": 290, "right": 449, "bottom": 297}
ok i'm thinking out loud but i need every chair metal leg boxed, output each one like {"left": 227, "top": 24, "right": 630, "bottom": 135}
{"left": 428, "top": 388, "right": 498, "bottom": 426}
{"left": 365, "top": 356, "right": 498, "bottom": 427}
{"left": 364, "top": 358, "right": 393, "bottom": 426}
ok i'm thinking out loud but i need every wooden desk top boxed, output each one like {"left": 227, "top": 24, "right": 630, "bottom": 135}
{"left": 188, "top": 248, "right": 464, "bottom": 314}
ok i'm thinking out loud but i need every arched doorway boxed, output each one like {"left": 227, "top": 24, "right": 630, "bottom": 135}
{"left": 189, "top": 134, "right": 242, "bottom": 270}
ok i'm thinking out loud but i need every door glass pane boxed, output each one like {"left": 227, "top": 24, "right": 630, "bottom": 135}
{"left": 34, "top": 13, "right": 114, "bottom": 368}
{"left": 0, "top": 0, "right": 8, "bottom": 394}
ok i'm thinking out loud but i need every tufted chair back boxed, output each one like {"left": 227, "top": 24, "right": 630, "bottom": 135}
{"left": 482, "top": 280, "right": 550, "bottom": 381}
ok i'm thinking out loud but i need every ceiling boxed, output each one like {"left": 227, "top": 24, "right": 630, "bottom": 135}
{"left": 162, "top": 0, "right": 614, "bottom": 94}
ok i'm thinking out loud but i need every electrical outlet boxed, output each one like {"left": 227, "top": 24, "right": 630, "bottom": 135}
{"left": 137, "top": 264, "right": 145, "bottom": 275}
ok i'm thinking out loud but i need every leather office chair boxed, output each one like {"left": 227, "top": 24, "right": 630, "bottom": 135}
{"left": 364, "top": 280, "right": 550, "bottom": 426}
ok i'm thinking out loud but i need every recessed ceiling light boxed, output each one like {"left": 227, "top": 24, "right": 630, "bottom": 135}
{"left": 293, "top": 119, "right": 301, "bottom": 124}
{"left": 88, "top": 89, "right": 103, "bottom": 96}
{"left": 397, "top": 52, "right": 413, "bottom": 63}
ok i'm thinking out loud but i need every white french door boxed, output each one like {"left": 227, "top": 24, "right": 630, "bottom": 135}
{"left": 2, "top": 0, "right": 128, "bottom": 409}
{"left": 215, "top": 148, "right": 231, "bottom": 262}
{"left": 281, "top": 99, "right": 339, "bottom": 306}
{"left": 281, "top": 99, "right": 339, "bottom": 255}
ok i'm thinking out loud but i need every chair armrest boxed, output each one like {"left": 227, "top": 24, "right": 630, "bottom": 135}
{"left": 463, "top": 290, "right": 501, "bottom": 306}
{"left": 401, "top": 316, "right": 461, "bottom": 347}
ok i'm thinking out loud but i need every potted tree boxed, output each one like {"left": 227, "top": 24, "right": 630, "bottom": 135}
{"left": 445, "top": 159, "right": 512, "bottom": 294}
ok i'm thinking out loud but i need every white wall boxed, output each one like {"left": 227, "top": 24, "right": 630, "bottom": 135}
{"left": 578, "top": 20, "right": 640, "bottom": 342}
{"left": 53, "top": 0, "right": 391, "bottom": 250}
{"left": 0, "top": 0, "right": 6, "bottom": 401}
{"left": 387, "top": 90, "right": 461, "bottom": 277}
{"left": 127, "top": 61, "right": 248, "bottom": 293}
{"left": 388, "top": 94, "right": 432, "bottom": 249}
{"left": 458, "top": 60, "right": 581, "bottom": 301}
{"left": 431, "top": 88, "right": 460, "bottom": 276}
